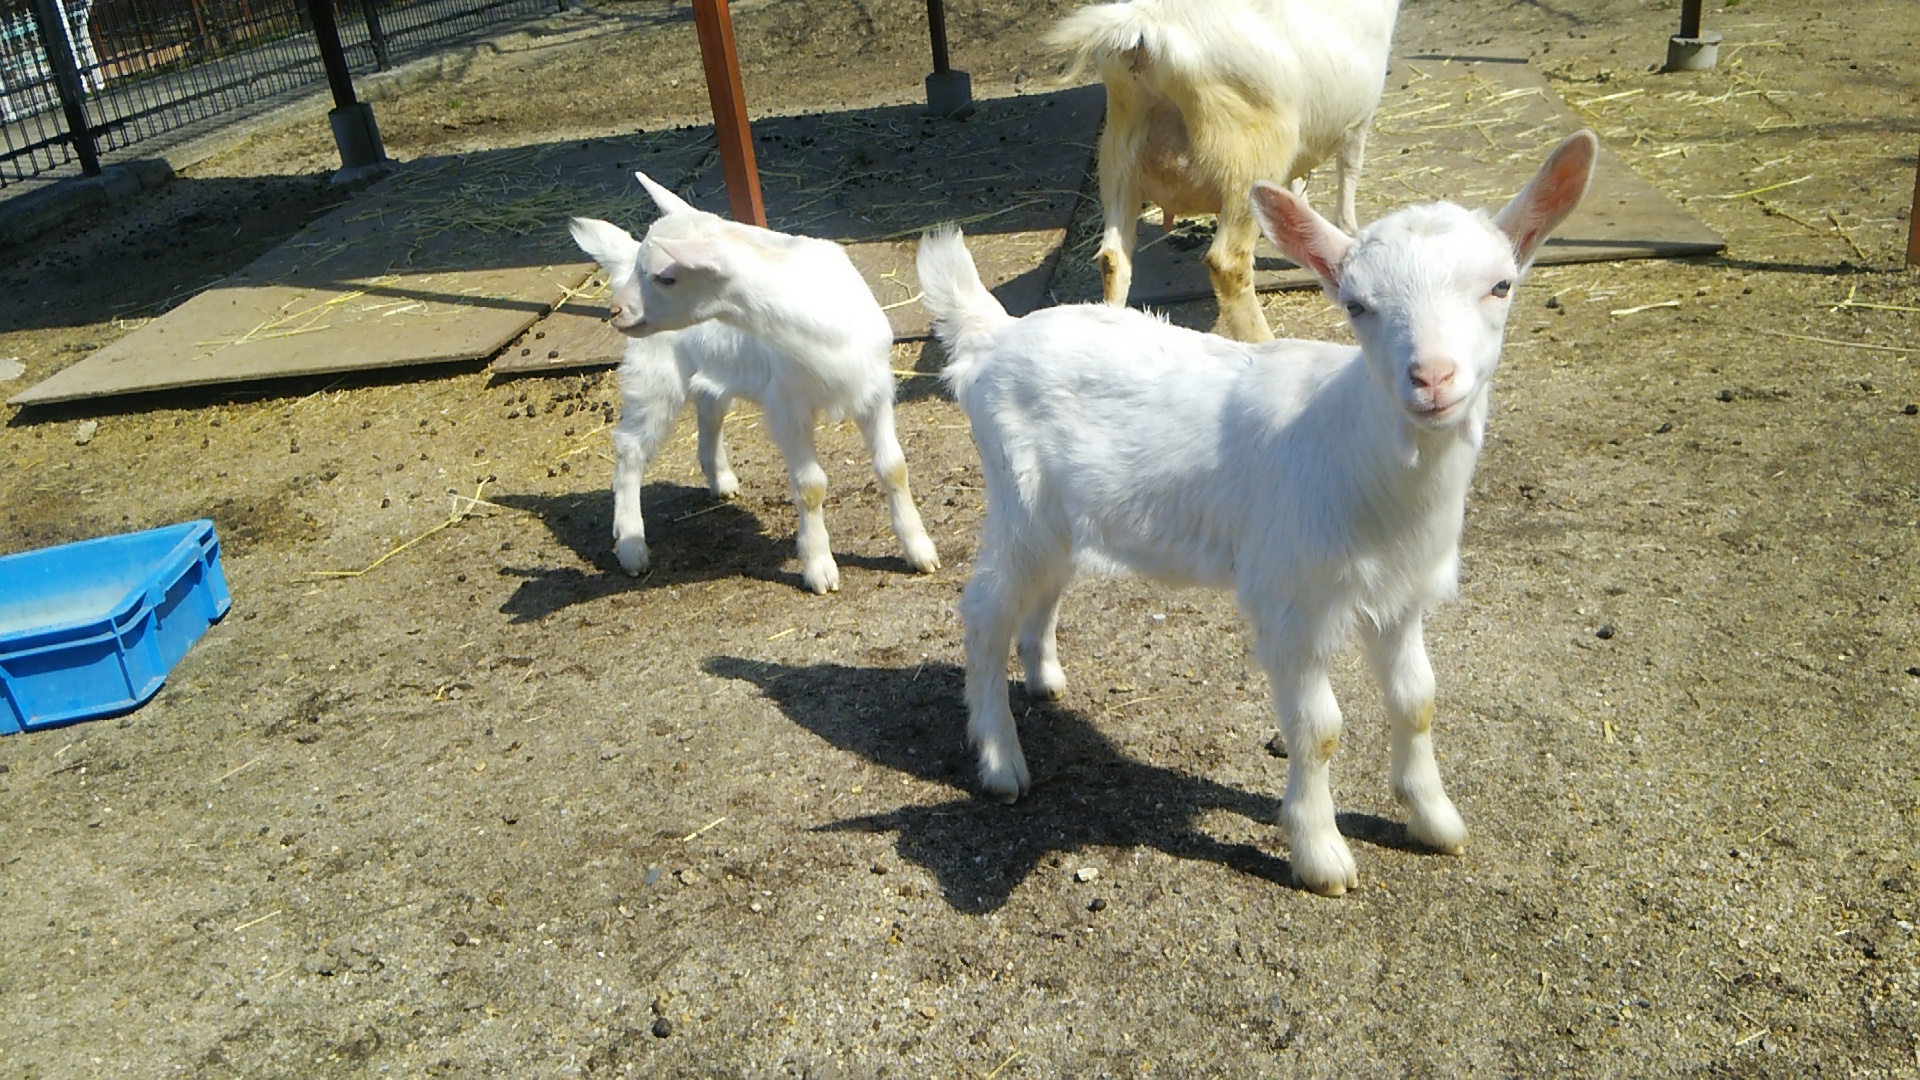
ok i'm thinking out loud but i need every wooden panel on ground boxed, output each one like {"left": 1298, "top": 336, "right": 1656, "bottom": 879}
{"left": 1117, "top": 55, "right": 1727, "bottom": 308}
{"left": 10, "top": 144, "right": 653, "bottom": 405}
{"left": 492, "top": 85, "right": 1104, "bottom": 374}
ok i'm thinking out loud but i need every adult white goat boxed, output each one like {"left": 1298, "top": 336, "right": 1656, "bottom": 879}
{"left": 1050, "top": 0, "right": 1400, "bottom": 342}
{"left": 918, "top": 131, "right": 1597, "bottom": 896}
{"left": 569, "top": 174, "right": 940, "bottom": 594}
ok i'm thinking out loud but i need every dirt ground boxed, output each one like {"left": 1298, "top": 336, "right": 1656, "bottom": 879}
{"left": 2, "top": 0, "right": 1918, "bottom": 1074}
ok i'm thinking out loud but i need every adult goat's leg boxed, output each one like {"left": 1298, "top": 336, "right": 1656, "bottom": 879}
{"left": 1331, "top": 124, "right": 1369, "bottom": 236}
{"left": 1095, "top": 81, "right": 1149, "bottom": 307}
{"left": 1360, "top": 610, "right": 1468, "bottom": 853}
{"left": 1205, "top": 199, "right": 1273, "bottom": 343}
{"left": 854, "top": 400, "right": 940, "bottom": 573}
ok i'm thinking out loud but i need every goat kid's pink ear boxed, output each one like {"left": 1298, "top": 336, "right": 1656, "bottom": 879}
{"left": 568, "top": 216, "right": 639, "bottom": 272}
{"left": 649, "top": 236, "right": 729, "bottom": 280}
{"left": 634, "top": 171, "right": 697, "bottom": 216}
{"left": 1250, "top": 181, "right": 1353, "bottom": 292}
{"left": 1494, "top": 129, "right": 1598, "bottom": 269}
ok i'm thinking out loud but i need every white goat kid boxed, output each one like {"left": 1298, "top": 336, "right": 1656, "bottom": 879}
{"left": 569, "top": 174, "right": 940, "bottom": 594}
{"left": 1050, "top": 0, "right": 1400, "bottom": 342}
{"left": 918, "top": 132, "right": 1597, "bottom": 896}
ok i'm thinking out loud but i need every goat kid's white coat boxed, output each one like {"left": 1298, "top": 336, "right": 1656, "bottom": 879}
{"left": 569, "top": 174, "right": 939, "bottom": 594}
{"left": 1050, "top": 0, "right": 1400, "bottom": 343}
{"left": 918, "top": 131, "right": 1599, "bottom": 897}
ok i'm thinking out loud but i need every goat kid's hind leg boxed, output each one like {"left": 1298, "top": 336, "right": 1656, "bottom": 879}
{"left": 854, "top": 400, "right": 939, "bottom": 574}
{"left": 762, "top": 399, "right": 839, "bottom": 594}
{"left": 1015, "top": 568, "right": 1070, "bottom": 701}
{"left": 959, "top": 556, "right": 1037, "bottom": 802}
{"left": 690, "top": 380, "right": 738, "bottom": 498}
{"left": 1360, "top": 610, "right": 1467, "bottom": 854}
{"left": 610, "top": 341, "right": 690, "bottom": 575}
{"left": 1253, "top": 611, "right": 1358, "bottom": 896}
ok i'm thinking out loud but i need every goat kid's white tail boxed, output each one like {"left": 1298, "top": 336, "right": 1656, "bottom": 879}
{"left": 916, "top": 226, "right": 1014, "bottom": 375}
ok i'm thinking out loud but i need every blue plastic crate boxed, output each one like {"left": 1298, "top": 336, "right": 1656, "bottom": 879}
{"left": 0, "top": 520, "right": 231, "bottom": 734}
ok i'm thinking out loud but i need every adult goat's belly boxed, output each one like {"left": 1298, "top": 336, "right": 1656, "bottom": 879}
{"left": 1138, "top": 101, "right": 1223, "bottom": 218}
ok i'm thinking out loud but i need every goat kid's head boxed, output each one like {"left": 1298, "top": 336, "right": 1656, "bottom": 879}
{"left": 1252, "top": 130, "right": 1598, "bottom": 432}
{"left": 568, "top": 172, "right": 739, "bottom": 337}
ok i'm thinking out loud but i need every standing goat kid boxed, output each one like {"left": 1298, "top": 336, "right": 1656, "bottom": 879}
{"left": 918, "top": 132, "right": 1597, "bottom": 896}
{"left": 570, "top": 175, "right": 940, "bottom": 594}
{"left": 1051, "top": 0, "right": 1399, "bottom": 342}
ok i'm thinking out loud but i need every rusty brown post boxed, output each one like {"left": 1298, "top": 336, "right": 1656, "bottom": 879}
{"left": 1907, "top": 151, "right": 1920, "bottom": 268}
{"left": 692, "top": 0, "right": 766, "bottom": 228}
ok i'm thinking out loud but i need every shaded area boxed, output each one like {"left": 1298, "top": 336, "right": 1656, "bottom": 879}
{"left": 705, "top": 655, "right": 1437, "bottom": 913}
{"left": 491, "top": 486, "right": 917, "bottom": 620}
{"left": 13, "top": 86, "right": 1103, "bottom": 405}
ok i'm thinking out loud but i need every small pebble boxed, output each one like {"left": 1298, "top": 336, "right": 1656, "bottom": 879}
{"left": 1904, "top": 404, "right": 1918, "bottom": 416}
{"left": 1655, "top": 421, "right": 1673, "bottom": 434}
{"left": 1074, "top": 867, "right": 1099, "bottom": 883}
{"left": 450, "top": 930, "right": 470, "bottom": 947}
{"left": 1266, "top": 733, "right": 1289, "bottom": 759}
{"left": 870, "top": 862, "right": 888, "bottom": 875}
{"left": 74, "top": 420, "right": 98, "bottom": 445}
{"left": 651, "top": 1017, "right": 673, "bottom": 1038}
{"left": 1905, "top": 666, "right": 1920, "bottom": 678}
{"left": 1596, "top": 625, "right": 1615, "bottom": 640}
{"left": 1088, "top": 897, "right": 1108, "bottom": 912}
{"left": 1716, "top": 389, "right": 1734, "bottom": 402}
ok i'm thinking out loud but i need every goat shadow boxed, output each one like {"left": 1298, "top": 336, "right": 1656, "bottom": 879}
{"left": 489, "top": 484, "right": 914, "bottom": 622}
{"left": 703, "top": 656, "right": 1428, "bottom": 912}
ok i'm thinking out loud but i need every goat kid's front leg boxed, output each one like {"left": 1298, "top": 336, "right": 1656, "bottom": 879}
{"left": 1360, "top": 610, "right": 1468, "bottom": 854}
{"left": 854, "top": 402, "right": 940, "bottom": 574}
{"left": 1015, "top": 574, "right": 1069, "bottom": 701}
{"left": 609, "top": 343, "right": 690, "bottom": 576}
{"left": 1255, "top": 615, "right": 1357, "bottom": 896}
{"left": 1204, "top": 201, "right": 1274, "bottom": 343}
{"left": 763, "top": 400, "right": 839, "bottom": 594}
{"left": 690, "top": 379, "right": 738, "bottom": 499}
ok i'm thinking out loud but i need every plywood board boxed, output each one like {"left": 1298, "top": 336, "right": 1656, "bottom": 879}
{"left": 492, "top": 86, "right": 1102, "bottom": 374}
{"left": 1120, "top": 54, "right": 1726, "bottom": 307}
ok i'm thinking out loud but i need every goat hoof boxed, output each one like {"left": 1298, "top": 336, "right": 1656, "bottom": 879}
{"left": 976, "top": 752, "right": 1031, "bottom": 804}
{"left": 1291, "top": 835, "right": 1359, "bottom": 897}
{"left": 802, "top": 559, "right": 841, "bottom": 594}
{"left": 1023, "top": 665, "right": 1066, "bottom": 701}
{"left": 615, "top": 537, "right": 650, "bottom": 576}
{"left": 903, "top": 535, "right": 941, "bottom": 574}
{"left": 711, "top": 473, "right": 740, "bottom": 499}
{"left": 1406, "top": 802, "right": 1468, "bottom": 855}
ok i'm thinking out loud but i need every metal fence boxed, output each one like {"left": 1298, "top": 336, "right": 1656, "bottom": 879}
{"left": 0, "top": 0, "right": 561, "bottom": 187}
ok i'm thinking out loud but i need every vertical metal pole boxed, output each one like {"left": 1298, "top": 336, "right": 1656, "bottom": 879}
{"left": 691, "top": 0, "right": 766, "bottom": 228}
{"left": 306, "top": 0, "right": 358, "bottom": 109}
{"left": 926, "top": 0, "right": 950, "bottom": 74}
{"left": 1679, "top": 0, "right": 1702, "bottom": 40}
{"left": 1905, "top": 151, "right": 1920, "bottom": 268}
{"left": 30, "top": 0, "right": 100, "bottom": 175}
{"left": 361, "top": 0, "right": 391, "bottom": 72}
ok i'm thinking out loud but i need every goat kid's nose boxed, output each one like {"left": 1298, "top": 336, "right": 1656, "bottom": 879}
{"left": 607, "top": 300, "right": 628, "bottom": 322}
{"left": 1409, "top": 360, "right": 1458, "bottom": 392}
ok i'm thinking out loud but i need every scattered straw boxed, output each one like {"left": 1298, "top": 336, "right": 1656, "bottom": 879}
{"left": 1756, "top": 329, "right": 1910, "bottom": 354}
{"left": 213, "top": 757, "right": 260, "bottom": 784}
{"left": 1610, "top": 300, "right": 1681, "bottom": 316}
{"left": 680, "top": 816, "right": 726, "bottom": 842}
{"left": 1697, "top": 175, "right": 1813, "bottom": 201}
{"left": 231, "top": 909, "right": 283, "bottom": 933}
{"left": 310, "top": 479, "right": 497, "bottom": 580}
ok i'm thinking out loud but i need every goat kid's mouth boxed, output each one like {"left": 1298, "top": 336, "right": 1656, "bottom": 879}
{"left": 1406, "top": 395, "right": 1468, "bottom": 425}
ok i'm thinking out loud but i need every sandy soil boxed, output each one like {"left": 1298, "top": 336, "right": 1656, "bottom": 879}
{"left": 2, "top": 0, "right": 1917, "bottom": 1075}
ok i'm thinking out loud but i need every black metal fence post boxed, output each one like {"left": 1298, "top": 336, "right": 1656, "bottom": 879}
{"left": 361, "top": 0, "right": 393, "bottom": 72}
{"left": 28, "top": 0, "right": 100, "bottom": 176}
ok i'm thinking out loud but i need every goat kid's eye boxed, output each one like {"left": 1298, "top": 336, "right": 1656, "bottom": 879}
{"left": 653, "top": 273, "right": 676, "bottom": 287}
{"left": 1490, "top": 280, "right": 1512, "bottom": 299}
{"left": 1344, "top": 301, "right": 1367, "bottom": 317}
